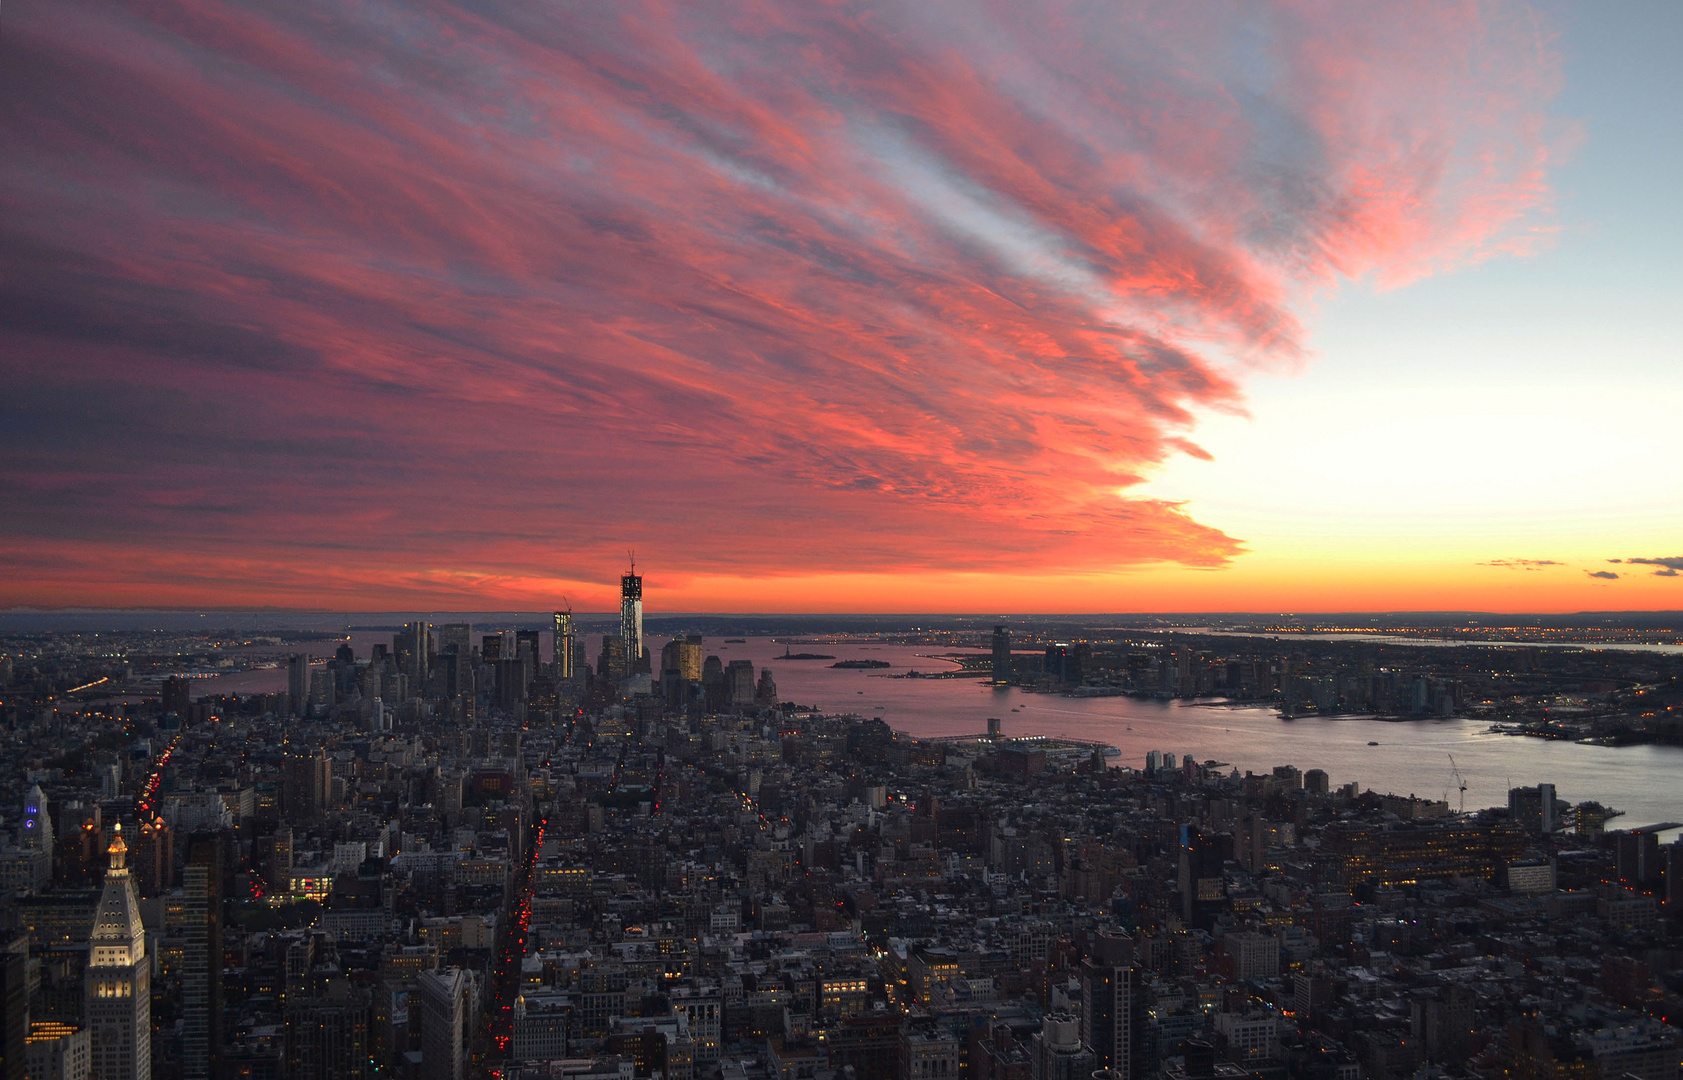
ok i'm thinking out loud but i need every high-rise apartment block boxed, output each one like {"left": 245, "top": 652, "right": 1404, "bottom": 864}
{"left": 1081, "top": 934, "right": 1137, "bottom": 1079}
{"left": 1509, "top": 783, "right": 1558, "bottom": 833}
{"left": 284, "top": 748, "right": 331, "bottom": 824}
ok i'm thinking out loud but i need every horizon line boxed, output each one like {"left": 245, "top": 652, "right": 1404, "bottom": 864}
{"left": 5, "top": 607, "right": 1683, "bottom": 618}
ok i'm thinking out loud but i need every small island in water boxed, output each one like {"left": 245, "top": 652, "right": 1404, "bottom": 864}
{"left": 831, "top": 659, "right": 891, "bottom": 669}
{"left": 780, "top": 650, "right": 837, "bottom": 660}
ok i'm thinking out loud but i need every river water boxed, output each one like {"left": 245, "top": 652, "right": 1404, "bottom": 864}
{"left": 205, "top": 632, "right": 1683, "bottom": 840}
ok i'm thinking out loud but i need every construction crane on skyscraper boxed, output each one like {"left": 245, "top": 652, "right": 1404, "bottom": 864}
{"left": 1448, "top": 753, "right": 1468, "bottom": 815}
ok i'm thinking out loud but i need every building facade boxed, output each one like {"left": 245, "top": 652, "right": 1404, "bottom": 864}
{"left": 416, "top": 967, "right": 467, "bottom": 1080}
{"left": 84, "top": 825, "right": 150, "bottom": 1080}
{"left": 620, "top": 568, "right": 644, "bottom": 674}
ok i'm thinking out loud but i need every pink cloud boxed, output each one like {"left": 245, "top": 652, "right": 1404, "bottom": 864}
{"left": 0, "top": 0, "right": 1562, "bottom": 605}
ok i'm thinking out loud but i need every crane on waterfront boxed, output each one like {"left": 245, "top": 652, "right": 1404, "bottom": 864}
{"left": 1448, "top": 753, "right": 1468, "bottom": 815}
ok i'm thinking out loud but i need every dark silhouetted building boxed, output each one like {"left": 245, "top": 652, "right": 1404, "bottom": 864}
{"left": 1081, "top": 934, "right": 1138, "bottom": 1078}
{"left": 283, "top": 978, "right": 372, "bottom": 1080}
{"left": 1323, "top": 821, "right": 1529, "bottom": 887}
{"left": 283, "top": 747, "right": 330, "bottom": 824}
{"left": 161, "top": 676, "right": 191, "bottom": 715}
{"left": 416, "top": 967, "right": 467, "bottom": 1080}
{"left": 1178, "top": 825, "right": 1227, "bottom": 929}
{"left": 287, "top": 655, "right": 310, "bottom": 717}
{"left": 992, "top": 625, "right": 1012, "bottom": 684}
{"left": 181, "top": 832, "right": 223, "bottom": 1080}
{"left": 0, "top": 934, "right": 25, "bottom": 1080}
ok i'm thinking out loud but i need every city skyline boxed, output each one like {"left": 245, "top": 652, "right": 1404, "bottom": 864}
{"left": 4, "top": 0, "right": 1682, "bottom": 1065}
{"left": 2, "top": 1, "right": 1679, "bottom": 613}
{"left": 3, "top": 611, "right": 1681, "bottom": 1079}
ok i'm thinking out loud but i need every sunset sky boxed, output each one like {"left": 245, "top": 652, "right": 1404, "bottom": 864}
{"left": 2, "top": 0, "right": 1678, "bottom": 613}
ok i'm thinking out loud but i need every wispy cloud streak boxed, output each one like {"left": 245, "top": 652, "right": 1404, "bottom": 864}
{"left": 0, "top": 0, "right": 1563, "bottom": 604}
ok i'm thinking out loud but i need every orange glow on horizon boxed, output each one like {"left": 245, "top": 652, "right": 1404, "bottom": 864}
{"left": 5, "top": 542, "right": 1680, "bottom": 615}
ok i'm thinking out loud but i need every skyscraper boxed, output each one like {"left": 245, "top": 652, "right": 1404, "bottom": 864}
{"left": 570, "top": 636, "right": 589, "bottom": 684}
{"left": 516, "top": 629, "right": 541, "bottom": 668}
{"left": 659, "top": 639, "right": 689, "bottom": 709}
{"left": 416, "top": 967, "right": 467, "bottom": 1080}
{"left": 0, "top": 934, "right": 25, "bottom": 1080}
{"left": 404, "top": 621, "right": 431, "bottom": 684}
{"left": 1081, "top": 934, "right": 1137, "bottom": 1079}
{"left": 1044, "top": 642, "right": 1072, "bottom": 684}
{"left": 991, "top": 625, "right": 1011, "bottom": 684}
{"left": 660, "top": 638, "right": 703, "bottom": 682}
{"left": 180, "top": 833, "right": 223, "bottom": 1080}
{"left": 726, "top": 660, "right": 757, "bottom": 707}
{"left": 84, "top": 824, "right": 150, "bottom": 1080}
{"left": 620, "top": 565, "right": 644, "bottom": 675}
{"left": 287, "top": 655, "right": 310, "bottom": 717}
{"left": 1508, "top": 783, "right": 1558, "bottom": 834}
{"left": 597, "top": 637, "right": 627, "bottom": 686}
{"left": 283, "top": 978, "right": 372, "bottom": 1080}
{"left": 435, "top": 624, "right": 472, "bottom": 698}
{"left": 553, "top": 610, "right": 576, "bottom": 681}
{"left": 1178, "top": 824, "right": 1225, "bottom": 928}
{"left": 754, "top": 668, "right": 778, "bottom": 705}
{"left": 495, "top": 655, "right": 530, "bottom": 712}
{"left": 702, "top": 655, "right": 725, "bottom": 713}
{"left": 284, "top": 748, "right": 331, "bottom": 824}
{"left": 22, "top": 785, "right": 52, "bottom": 881}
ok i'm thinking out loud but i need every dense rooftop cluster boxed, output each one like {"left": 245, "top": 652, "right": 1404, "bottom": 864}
{"left": 0, "top": 622, "right": 1680, "bottom": 1080}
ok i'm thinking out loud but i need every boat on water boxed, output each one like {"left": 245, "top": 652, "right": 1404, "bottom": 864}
{"left": 1367, "top": 741, "right": 1379, "bottom": 746}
